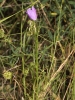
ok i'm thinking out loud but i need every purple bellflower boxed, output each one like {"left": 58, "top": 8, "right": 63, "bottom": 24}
{"left": 26, "top": 6, "right": 37, "bottom": 21}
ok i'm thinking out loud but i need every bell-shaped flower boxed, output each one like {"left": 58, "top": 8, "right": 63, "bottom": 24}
{"left": 26, "top": 6, "right": 37, "bottom": 21}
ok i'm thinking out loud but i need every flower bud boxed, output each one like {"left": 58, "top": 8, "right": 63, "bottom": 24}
{"left": 26, "top": 6, "right": 37, "bottom": 21}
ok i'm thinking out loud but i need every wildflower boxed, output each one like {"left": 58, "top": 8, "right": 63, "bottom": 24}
{"left": 26, "top": 6, "right": 37, "bottom": 21}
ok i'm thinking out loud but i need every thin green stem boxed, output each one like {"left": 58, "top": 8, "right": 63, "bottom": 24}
{"left": 21, "top": 2, "right": 26, "bottom": 98}
{"left": 33, "top": 22, "right": 39, "bottom": 99}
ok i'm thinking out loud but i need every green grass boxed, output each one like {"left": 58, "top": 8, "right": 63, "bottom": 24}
{"left": 0, "top": 0, "right": 75, "bottom": 100}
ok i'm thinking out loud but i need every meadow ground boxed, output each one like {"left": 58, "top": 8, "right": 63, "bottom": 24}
{"left": 0, "top": 0, "right": 75, "bottom": 100}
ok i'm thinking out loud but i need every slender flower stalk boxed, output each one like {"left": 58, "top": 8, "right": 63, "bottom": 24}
{"left": 26, "top": 6, "right": 37, "bottom": 21}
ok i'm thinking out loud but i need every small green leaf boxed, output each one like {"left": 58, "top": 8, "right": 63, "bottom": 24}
{"left": 41, "top": 0, "right": 49, "bottom": 3}
{"left": 68, "top": 1, "right": 75, "bottom": 5}
{"left": 0, "top": 0, "right": 3, "bottom": 3}
{"left": 0, "top": 28, "right": 4, "bottom": 38}
{"left": 48, "top": 30, "right": 53, "bottom": 41}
